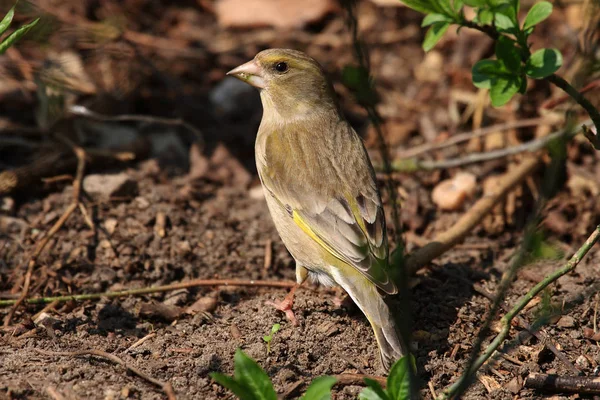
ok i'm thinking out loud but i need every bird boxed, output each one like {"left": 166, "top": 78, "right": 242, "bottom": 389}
{"left": 227, "top": 48, "right": 407, "bottom": 371}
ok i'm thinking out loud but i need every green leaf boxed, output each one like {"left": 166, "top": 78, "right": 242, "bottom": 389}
{"left": 490, "top": 75, "right": 522, "bottom": 106}
{"left": 262, "top": 335, "right": 271, "bottom": 343}
{"left": 495, "top": 36, "right": 521, "bottom": 72}
{"left": 494, "top": 10, "right": 518, "bottom": 34}
{"left": 300, "top": 376, "right": 337, "bottom": 400}
{"left": 358, "top": 379, "right": 391, "bottom": 400}
{"left": 0, "top": 5, "right": 15, "bottom": 36}
{"left": 472, "top": 59, "right": 501, "bottom": 89}
{"left": 211, "top": 373, "right": 256, "bottom": 400}
{"left": 423, "top": 22, "right": 450, "bottom": 52}
{"left": 518, "top": 75, "right": 528, "bottom": 94}
{"left": 523, "top": 1, "right": 552, "bottom": 30}
{"left": 462, "top": 0, "right": 487, "bottom": 6}
{"left": 422, "top": 13, "right": 453, "bottom": 27}
{"left": 453, "top": 0, "right": 464, "bottom": 13}
{"left": 525, "top": 48, "right": 562, "bottom": 78}
{"left": 359, "top": 388, "right": 390, "bottom": 400}
{"left": 399, "top": 0, "right": 454, "bottom": 16}
{"left": 528, "top": 231, "right": 563, "bottom": 261}
{"left": 271, "top": 323, "right": 281, "bottom": 335}
{"left": 233, "top": 349, "right": 277, "bottom": 400}
{"left": 0, "top": 18, "right": 39, "bottom": 55}
{"left": 387, "top": 356, "right": 413, "bottom": 400}
{"left": 475, "top": 8, "right": 494, "bottom": 24}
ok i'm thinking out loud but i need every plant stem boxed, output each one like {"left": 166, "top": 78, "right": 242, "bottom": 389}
{"left": 546, "top": 74, "right": 600, "bottom": 138}
{"left": 440, "top": 224, "right": 600, "bottom": 399}
{"left": 0, "top": 279, "right": 297, "bottom": 307}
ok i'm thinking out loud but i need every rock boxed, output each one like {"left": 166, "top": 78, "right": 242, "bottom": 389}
{"left": 83, "top": 173, "right": 138, "bottom": 201}
{"left": 575, "top": 355, "right": 590, "bottom": 369}
{"left": 504, "top": 377, "right": 521, "bottom": 394}
{"left": 431, "top": 172, "right": 477, "bottom": 211}
{"left": 557, "top": 315, "right": 575, "bottom": 328}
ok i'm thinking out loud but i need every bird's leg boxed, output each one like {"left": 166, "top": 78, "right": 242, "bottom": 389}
{"left": 266, "top": 284, "right": 300, "bottom": 325}
{"left": 265, "top": 264, "right": 308, "bottom": 326}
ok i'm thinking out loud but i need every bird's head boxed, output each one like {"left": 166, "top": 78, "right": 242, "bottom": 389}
{"left": 227, "top": 49, "right": 337, "bottom": 120}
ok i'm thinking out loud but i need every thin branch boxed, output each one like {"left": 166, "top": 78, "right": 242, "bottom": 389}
{"left": 390, "top": 122, "right": 588, "bottom": 173}
{"left": 406, "top": 156, "right": 540, "bottom": 274}
{"left": 441, "top": 224, "right": 600, "bottom": 399}
{"left": 68, "top": 105, "right": 203, "bottom": 143}
{"left": 0, "top": 279, "right": 298, "bottom": 306}
{"left": 397, "top": 117, "right": 551, "bottom": 159}
{"left": 524, "top": 373, "right": 600, "bottom": 394}
{"left": 34, "top": 348, "right": 177, "bottom": 400}
{"left": 334, "top": 373, "right": 387, "bottom": 387}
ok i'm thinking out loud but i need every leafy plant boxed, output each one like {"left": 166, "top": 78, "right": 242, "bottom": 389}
{"left": 359, "top": 355, "right": 415, "bottom": 400}
{"left": 211, "top": 349, "right": 337, "bottom": 400}
{"left": 413, "top": 0, "right": 561, "bottom": 106}
{"left": 0, "top": 4, "right": 39, "bottom": 55}
{"left": 262, "top": 323, "right": 281, "bottom": 355}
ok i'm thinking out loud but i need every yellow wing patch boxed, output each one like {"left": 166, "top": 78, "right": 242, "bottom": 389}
{"left": 292, "top": 210, "right": 346, "bottom": 262}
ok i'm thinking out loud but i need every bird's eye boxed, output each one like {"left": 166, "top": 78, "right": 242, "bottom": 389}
{"left": 274, "top": 62, "right": 288, "bottom": 73}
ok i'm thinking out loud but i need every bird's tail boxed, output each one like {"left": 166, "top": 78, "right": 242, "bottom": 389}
{"left": 332, "top": 267, "right": 408, "bottom": 371}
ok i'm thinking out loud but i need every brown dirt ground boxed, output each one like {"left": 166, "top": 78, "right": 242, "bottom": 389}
{"left": 1, "top": 1, "right": 600, "bottom": 399}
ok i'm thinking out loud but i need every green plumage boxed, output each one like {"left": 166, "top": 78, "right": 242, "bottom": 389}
{"left": 228, "top": 48, "right": 407, "bottom": 371}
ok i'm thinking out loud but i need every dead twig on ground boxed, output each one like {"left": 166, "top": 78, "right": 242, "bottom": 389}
{"left": 334, "top": 373, "right": 387, "bottom": 387}
{"left": 68, "top": 105, "right": 203, "bottom": 144}
{"left": 473, "top": 283, "right": 580, "bottom": 374}
{"left": 34, "top": 348, "right": 177, "bottom": 400}
{"left": 0, "top": 279, "right": 298, "bottom": 306}
{"left": 3, "top": 142, "right": 86, "bottom": 326}
{"left": 397, "top": 117, "right": 552, "bottom": 159}
{"left": 406, "top": 156, "right": 540, "bottom": 274}
{"left": 524, "top": 373, "right": 600, "bottom": 394}
{"left": 390, "top": 122, "right": 589, "bottom": 173}
{"left": 440, "top": 224, "right": 600, "bottom": 399}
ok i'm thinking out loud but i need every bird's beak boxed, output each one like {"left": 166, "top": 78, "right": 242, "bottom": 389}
{"left": 226, "top": 59, "right": 266, "bottom": 89}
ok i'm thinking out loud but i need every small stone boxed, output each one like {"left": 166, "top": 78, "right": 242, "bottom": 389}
{"left": 83, "top": 173, "right": 138, "bottom": 201}
{"left": 104, "top": 218, "right": 118, "bottom": 235}
{"left": 431, "top": 172, "right": 477, "bottom": 211}
{"left": 557, "top": 315, "right": 575, "bottom": 328}
{"left": 575, "top": 355, "right": 590, "bottom": 369}
{"left": 505, "top": 377, "right": 521, "bottom": 394}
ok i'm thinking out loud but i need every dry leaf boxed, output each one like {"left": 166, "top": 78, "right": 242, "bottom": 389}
{"left": 215, "top": 0, "right": 338, "bottom": 29}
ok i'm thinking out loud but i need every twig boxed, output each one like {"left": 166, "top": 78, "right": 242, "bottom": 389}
{"left": 334, "top": 373, "right": 387, "bottom": 387}
{"left": 406, "top": 156, "right": 540, "bottom": 274}
{"left": 390, "top": 123, "right": 588, "bottom": 173}
{"left": 45, "top": 387, "right": 66, "bottom": 400}
{"left": 397, "top": 117, "right": 551, "bottom": 159}
{"left": 524, "top": 373, "right": 600, "bottom": 394}
{"left": 127, "top": 332, "right": 157, "bottom": 352}
{"left": 441, "top": 224, "right": 600, "bottom": 399}
{"left": 3, "top": 144, "right": 86, "bottom": 326}
{"left": 542, "top": 79, "right": 600, "bottom": 110}
{"left": 68, "top": 105, "right": 203, "bottom": 143}
{"left": 34, "top": 348, "right": 177, "bottom": 400}
{"left": 0, "top": 279, "right": 298, "bottom": 306}
{"left": 474, "top": 284, "right": 579, "bottom": 374}
{"left": 263, "top": 239, "right": 273, "bottom": 271}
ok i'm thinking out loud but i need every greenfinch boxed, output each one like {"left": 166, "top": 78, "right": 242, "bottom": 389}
{"left": 227, "top": 49, "right": 407, "bottom": 371}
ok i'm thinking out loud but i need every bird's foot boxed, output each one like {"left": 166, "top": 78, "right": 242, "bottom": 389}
{"left": 266, "top": 284, "right": 299, "bottom": 326}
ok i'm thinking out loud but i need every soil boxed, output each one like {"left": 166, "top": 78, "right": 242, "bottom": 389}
{"left": 1, "top": 1, "right": 600, "bottom": 400}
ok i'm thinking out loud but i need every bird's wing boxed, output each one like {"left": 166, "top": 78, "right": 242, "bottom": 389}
{"left": 258, "top": 122, "right": 396, "bottom": 294}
